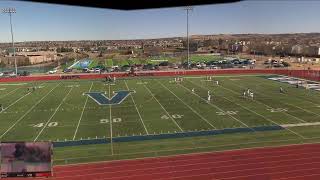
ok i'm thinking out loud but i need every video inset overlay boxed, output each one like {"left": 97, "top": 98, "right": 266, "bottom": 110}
{"left": 0, "top": 142, "right": 53, "bottom": 178}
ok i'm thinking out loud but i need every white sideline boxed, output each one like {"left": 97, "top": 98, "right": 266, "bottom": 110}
{"left": 143, "top": 84, "right": 184, "bottom": 132}
{"left": 282, "top": 122, "right": 320, "bottom": 128}
{"left": 0, "top": 83, "right": 60, "bottom": 138}
{"left": 73, "top": 82, "right": 94, "bottom": 140}
{"left": 34, "top": 86, "right": 74, "bottom": 141}
{"left": 0, "top": 83, "right": 27, "bottom": 86}
{"left": 158, "top": 80, "right": 216, "bottom": 129}
{"left": 124, "top": 80, "right": 149, "bottom": 135}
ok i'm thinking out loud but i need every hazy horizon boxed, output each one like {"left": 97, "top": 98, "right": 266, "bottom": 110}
{"left": 1, "top": 1, "right": 320, "bottom": 42}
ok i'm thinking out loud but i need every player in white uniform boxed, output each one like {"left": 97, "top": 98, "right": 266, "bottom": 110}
{"left": 280, "top": 87, "right": 284, "bottom": 93}
{"left": 192, "top": 88, "right": 195, "bottom": 93}
{"left": 207, "top": 94, "right": 211, "bottom": 102}
{"left": 249, "top": 92, "right": 254, "bottom": 100}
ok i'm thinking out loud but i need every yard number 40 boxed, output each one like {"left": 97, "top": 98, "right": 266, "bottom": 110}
{"left": 33, "top": 122, "right": 58, "bottom": 128}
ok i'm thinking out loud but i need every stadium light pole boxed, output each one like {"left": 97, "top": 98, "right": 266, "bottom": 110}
{"left": 2, "top": 8, "right": 17, "bottom": 76}
{"left": 184, "top": 6, "right": 193, "bottom": 69}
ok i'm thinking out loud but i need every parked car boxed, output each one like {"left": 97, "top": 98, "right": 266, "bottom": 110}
{"left": 121, "top": 65, "right": 131, "bottom": 72}
{"left": 63, "top": 68, "right": 72, "bottom": 73}
{"left": 48, "top": 69, "right": 57, "bottom": 74}
{"left": 18, "top": 71, "right": 31, "bottom": 76}
{"left": 143, "top": 64, "right": 155, "bottom": 70}
{"left": 82, "top": 68, "right": 89, "bottom": 73}
{"left": 94, "top": 68, "right": 101, "bottom": 73}
{"left": 209, "top": 65, "right": 218, "bottom": 69}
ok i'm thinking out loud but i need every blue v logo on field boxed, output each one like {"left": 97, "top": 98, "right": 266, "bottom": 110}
{"left": 85, "top": 90, "right": 134, "bottom": 105}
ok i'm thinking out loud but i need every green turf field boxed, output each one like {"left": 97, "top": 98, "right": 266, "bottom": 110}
{"left": 1, "top": 75, "right": 320, "bottom": 165}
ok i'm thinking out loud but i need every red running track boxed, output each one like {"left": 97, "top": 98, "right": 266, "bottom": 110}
{"left": 8, "top": 143, "right": 320, "bottom": 180}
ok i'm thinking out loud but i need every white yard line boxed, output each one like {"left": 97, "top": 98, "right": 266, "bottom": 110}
{"left": 248, "top": 76, "right": 320, "bottom": 117}
{"left": 73, "top": 82, "right": 94, "bottom": 140}
{"left": 0, "top": 92, "right": 31, "bottom": 113}
{"left": 262, "top": 77, "right": 320, "bottom": 107}
{"left": 284, "top": 102, "right": 320, "bottom": 117}
{"left": 230, "top": 81, "right": 307, "bottom": 123}
{"left": 34, "top": 87, "right": 74, "bottom": 141}
{"left": 109, "top": 84, "right": 114, "bottom": 155}
{"left": 0, "top": 87, "right": 20, "bottom": 99}
{"left": 180, "top": 82, "right": 250, "bottom": 129}
{"left": 124, "top": 80, "right": 149, "bottom": 135}
{"left": 214, "top": 83, "right": 306, "bottom": 139}
{"left": 143, "top": 84, "right": 184, "bottom": 132}
{"left": 0, "top": 83, "right": 45, "bottom": 113}
{"left": 158, "top": 80, "right": 216, "bottom": 129}
{"left": 0, "top": 84, "right": 59, "bottom": 139}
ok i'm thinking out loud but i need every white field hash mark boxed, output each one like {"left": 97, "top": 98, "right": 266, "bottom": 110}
{"left": 73, "top": 82, "right": 94, "bottom": 140}
{"left": 109, "top": 83, "right": 114, "bottom": 155}
{"left": 143, "top": 84, "right": 183, "bottom": 132}
{"left": 158, "top": 80, "right": 216, "bottom": 129}
{"left": 34, "top": 86, "right": 74, "bottom": 141}
{"left": 180, "top": 82, "right": 250, "bottom": 129}
{"left": 0, "top": 84, "right": 60, "bottom": 139}
{"left": 124, "top": 80, "right": 149, "bottom": 135}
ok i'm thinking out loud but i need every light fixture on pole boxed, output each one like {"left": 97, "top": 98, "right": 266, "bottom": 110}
{"left": 2, "top": 8, "right": 17, "bottom": 76}
{"left": 183, "top": 6, "right": 193, "bottom": 69}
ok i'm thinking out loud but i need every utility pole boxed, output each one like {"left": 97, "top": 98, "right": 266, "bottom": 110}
{"left": 184, "top": 6, "right": 193, "bottom": 69}
{"left": 2, "top": 8, "right": 17, "bottom": 75}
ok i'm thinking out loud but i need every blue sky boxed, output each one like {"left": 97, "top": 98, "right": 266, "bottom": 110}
{"left": 0, "top": 1, "right": 320, "bottom": 42}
